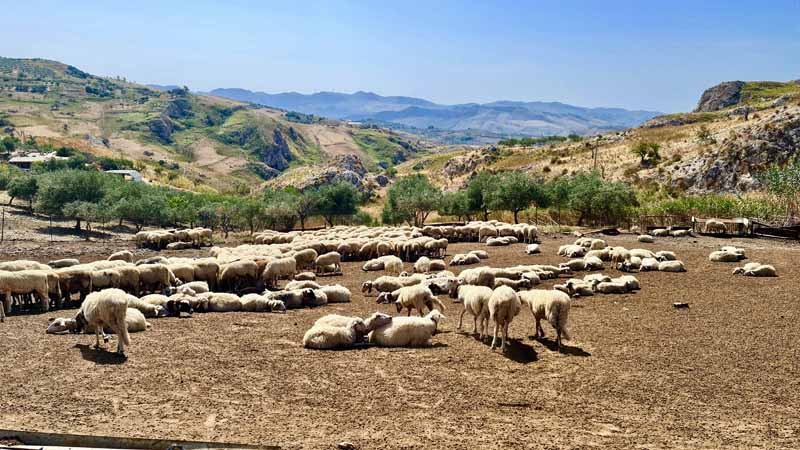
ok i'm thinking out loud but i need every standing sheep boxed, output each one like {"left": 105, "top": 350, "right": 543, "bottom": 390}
{"left": 454, "top": 285, "right": 493, "bottom": 337}
{"left": 519, "top": 289, "right": 571, "bottom": 351}
{"left": 488, "top": 286, "right": 522, "bottom": 352}
{"left": 74, "top": 288, "right": 131, "bottom": 356}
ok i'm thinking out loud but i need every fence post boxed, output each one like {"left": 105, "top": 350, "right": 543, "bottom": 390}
{"left": 50, "top": 216, "right": 53, "bottom": 244}
{"left": 1, "top": 207, "right": 4, "bottom": 243}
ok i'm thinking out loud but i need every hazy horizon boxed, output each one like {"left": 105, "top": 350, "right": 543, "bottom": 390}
{"left": 2, "top": 0, "right": 798, "bottom": 113}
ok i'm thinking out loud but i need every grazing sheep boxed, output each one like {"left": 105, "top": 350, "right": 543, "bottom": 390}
{"left": 167, "top": 263, "right": 195, "bottom": 284}
{"left": 48, "top": 258, "right": 80, "bottom": 269}
{"left": 315, "top": 252, "right": 342, "bottom": 274}
{"left": 55, "top": 267, "right": 92, "bottom": 305}
{"left": 74, "top": 288, "right": 131, "bottom": 355}
{"left": 219, "top": 260, "right": 259, "bottom": 292}
{"left": 733, "top": 263, "right": 777, "bottom": 277}
{"left": 519, "top": 289, "right": 571, "bottom": 351}
{"left": 0, "top": 270, "right": 50, "bottom": 317}
{"left": 378, "top": 284, "right": 446, "bottom": 317}
{"left": 302, "top": 318, "right": 368, "bottom": 349}
{"left": 292, "top": 249, "right": 318, "bottom": 270}
{"left": 319, "top": 284, "right": 352, "bottom": 303}
{"left": 193, "top": 259, "right": 220, "bottom": 291}
{"left": 263, "top": 257, "right": 297, "bottom": 289}
{"left": 488, "top": 286, "right": 522, "bottom": 352}
{"left": 637, "top": 235, "right": 655, "bottom": 243}
{"left": 454, "top": 285, "right": 493, "bottom": 337}
{"left": 48, "top": 307, "right": 150, "bottom": 334}
{"left": 91, "top": 269, "right": 121, "bottom": 291}
{"left": 525, "top": 244, "right": 541, "bottom": 255}
{"left": 108, "top": 251, "right": 134, "bottom": 263}
{"left": 368, "top": 310, "right": 445, "bottom": 347}
{"left": 658, "top": 260, "right": 686, "bottom": 272}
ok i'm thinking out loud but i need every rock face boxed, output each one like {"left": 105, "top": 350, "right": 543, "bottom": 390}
{"left": 148, "top": 115, "right": 175, "bottom": 143}
{"left": 443, "top": 147, "right": 498, "bottom": 179}
{"left": 273, "top": 154, "right": 374, "bottom": 194}
{"left": 260, "top": 129, "right": 293, "bottom": 171}
{"left": 695, "top": 81, "right": 745, "bottom": 112}
{"left": 668, "top": 109, "right": 800, "bottom": 192}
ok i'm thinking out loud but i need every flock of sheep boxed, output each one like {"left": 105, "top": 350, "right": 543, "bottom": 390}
{"left": 0, "top": 219, "right": 779, "bottom": 358}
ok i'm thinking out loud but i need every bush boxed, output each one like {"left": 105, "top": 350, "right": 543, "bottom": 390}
{"left": 382, "top": 174, "right": 441, "bottom": 226}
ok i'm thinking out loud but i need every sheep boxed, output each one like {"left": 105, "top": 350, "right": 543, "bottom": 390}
{"left": 108, "top": 251, "right": 134, "bottom": 263}
{"left": 381, "top": 255, "right": 404, "bottom": 274}
{"left": 519, "top": 289, "right": 571, "bottom": 351}
{"left": 555, "top": 279, "right": 594, "bottom": 297}
{"left": 450, "top": 253, "right": 481, "bottom": 266}
{"left": 319, "top": 284, "right": 352, "bottom": 303}
{"left": 457, "top": 267, "right": 495, "bottom": 288}
{"left": 165, "top": 280, "right": 210, "bottom": 296}
{"left": 609, "top": 247, "right": 631, "bottom": 267}
{"left": 589, "top": 239, "right": 606, "bottom": 250}
{"left": 720, "top": 246, "right": 746, "bottom": 259}
{"left": 558, "top": 245, "right": 587, "bottom": 258}
{"left": 640, "top": 257, "right": 660, "bottom": 271}
{"left": 705, "top": 219, "right": 726, "bottom": 234}
{"left": 240, "top": 294, "right": 287, "bottom": 313}
{"left": 525, "top": 244, "right": 541, "bottom": 255}
{"left": 48, "top": 307, "right": 150, "bottom": 335}
{"left": 113, "top": 266, "right": 141, "bottom": 296}
{"left": 583, "top": 273, "right": 612, "bottom": 284}
{"left": 218, "top": 260, "right": 259, "bottom": 292}
{"left": 614, "top": 275, "right": 641, "bottom": 291}
{"left": 468, "top": 249, "right": 490, "bottom": 259}
{"left": 709, "top": 251, "right": 741, "bottom": 263}
{"left": 166, "top": 242, "right": 193, "bottom": 251}
{"left": 125, "top": 294, "right": 163, "bottom": 318}
{"left": 630, "top": 249, "right": 656, "bottom": 259}
{"left": 655, "top": 251, "right": 677, "bottom": 261}
{"left": 137, "top": 264, "right": 178, "bottom": 294}
{"left": 585, "top": 248, "right": 611, "bottom": 261}
{"left": 201, "top": 292, "right": 242, "bottom": 312}
{"left": 315, "top": 252, "right": 342, "bottom": 274}
{"left": 135, "top": 256, "right": 168, "bottom": 266}
{"left": 193, "top": 259, "right": 220, "bottom": 291}
{"left": 74, "top": 288, "right": 131, "bottom": 355}
{"left": 671, "top": 229, "right": 691, "bottom": 237}
{"left": 658, "top": 260, "right": 686, "bottom": 272}
{"left": 263, "top": 257, "right": 297, "bottom": 289}
{"left": 454, "top": 285, "right": 493, "bottom": 337}
{"left": 55, "top": 267, "right": 92, "bottom": 305}
{"left": 618, "top": 256, "right": 642, "bottom": 272}
{"left": 493, "top": 277, "right": 532, "bottom": 290}
{"left": 285, "top": 280, "right": 322, "bottom": 290}
{"left": 583, "top": 256, "right": 604, "bottom": 270}
{"left": 651, "top": 228, "right": 670, "bottom": 237}
{"left": 486, "top": 236, "right": 511, "bottom": 247}
{"left": 413, "top": 256, "right": 446, "bottom": 274}
{"left": 378, "top": 284, "right": 446, "bottom": 317}
{"left": 368, "top": 310, "right": 445, "bottom": 347}
{"left": 637, "top": 235, "right": 655, "bottom": 243}
{"left": 266, "top": 288, "right": 319, "bottom": 309}
{"left": 733, "top": 263, "right": 777, "bottom": 277}
{"left": 167, "top": 263, "right": 195, "bottom": 284}
{"left": 560, "top": 259, "right": 587, "bottom": 272}
{"left": 313, "top": 312, "right": 390, "bottom": 329}
{"left": 303, "top": 318, "right": 368, "bottom": 349}
{"left": 0, "top": 270, "right": 50, "bottom": 317}
{"left": 48, "top": 258, "right": 80, "bottom": 269}
{"left": 488, "top": 286, "right": 522, "bottom": 352}
{"left": 294, "top": 272, "right": 316, "bottom": 281}
{"left": 0, "top": 260, "right": 51, "bottom": 271}
{"left": 592, "top": 280, "right": 629, "bottom": 294}
{"left": 292, "top": 248, "right": 318, "bottom": 270}
{"left": 140, "top": 293, "right": 169, "bottom": 306}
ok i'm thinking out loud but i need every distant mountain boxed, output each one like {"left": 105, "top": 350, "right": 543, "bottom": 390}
{"left": 209, "top": 88, "right": 662, "bottom": 138}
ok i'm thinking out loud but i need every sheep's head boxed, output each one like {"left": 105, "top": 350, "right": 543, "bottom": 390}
{"left": 47, "top": 317, "right": 77, "bottom": 334}
{"left": 268, "top": 300, "right": 287, "bottom": 313}
{"left": 73, "top": 311, "right": 87, "bottom": 333}
{"left": 361, "top": 281, "right": 373, "bottom": 294}
{"left": 428, "top": 310, "right": 446, "bottom": 327}
{"left": 732, "top": 267, "right": 744, "bottom": 275}
{"left": 363, "top": 312, "right": 392, "bottom": 331}
{"left": 376, "top": 292, "right": 391, "bottom": 304}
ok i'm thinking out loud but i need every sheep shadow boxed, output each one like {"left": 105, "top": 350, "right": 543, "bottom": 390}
{"left": 74, "top": 343, "right": 128, "bottom": 365}
{"left": 471, "top": 334, "right": 538, "bottom": 364}
{"left": 528, "top": 335, "right": 591, "bottom": 357}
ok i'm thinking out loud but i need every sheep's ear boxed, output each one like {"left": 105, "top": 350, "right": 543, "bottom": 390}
{"left": 48, "top": 317, "right": 55, "bottom": 323}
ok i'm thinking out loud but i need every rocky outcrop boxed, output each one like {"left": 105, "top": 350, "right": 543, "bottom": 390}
{"left": 259, "top": 129, "right": 293, "bottom": 171}
{"left": 271, "top": 154, "right": 375, "bottom": 194}
{"left": 164, "top": 97, "right": 192, "bottom": 119}
{"left": 443, "top": 147, "right": 498, "bottom": 179}
{"left": 695, "top": 81, "right": 745, "bottom": 112}
{"left": 668, "top": 109, "right": 800, "bottom": 192}
{"left": 641, "top": 113, "right": 710, "bottom": 129}
{"left": 148, "top": 115, "right": 175, "bottom": 143}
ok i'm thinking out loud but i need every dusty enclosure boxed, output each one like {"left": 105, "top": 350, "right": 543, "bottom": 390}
{"left": 1, "top": 234, "right": 799, "bottom": 449}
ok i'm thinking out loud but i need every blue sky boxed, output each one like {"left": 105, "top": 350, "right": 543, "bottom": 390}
{"left": 1, "top": 0, "right": 798, "bottom": 112}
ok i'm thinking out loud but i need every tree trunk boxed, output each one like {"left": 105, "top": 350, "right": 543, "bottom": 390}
{"left": 7, "top": 197, "right": 13, "bottom": 206}
{"left": 513, "top": 210, "right": 519, "bottom": 224}
{"left": 483, "top": 210, "right": 489, "bottom": 221}
{"left": 75, "top": 219, "right": 82, "bottom": 230}
{"left": 299, "top": 216, "right": 306, "bottom": 231}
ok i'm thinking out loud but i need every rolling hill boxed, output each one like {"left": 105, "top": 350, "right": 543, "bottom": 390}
{"left": 0, "top": 57, "right": 428, "bottom": 193}
{"left": 208, "top": 88, "right": 662, "bottom": 141}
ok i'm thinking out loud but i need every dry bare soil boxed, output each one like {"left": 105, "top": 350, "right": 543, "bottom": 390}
{"left": 1, "top": 234, "right": 799, "bottom": 449}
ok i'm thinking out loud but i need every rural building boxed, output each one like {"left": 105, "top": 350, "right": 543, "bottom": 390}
{"left": 105, "top": 169, "right": 144, "bottom": 182}
{"left": 7, "top": 152, "right": 68, "bottom": 170}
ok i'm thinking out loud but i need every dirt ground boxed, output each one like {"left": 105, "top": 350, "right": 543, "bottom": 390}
{"left": 1, "top": 234, "right": 799, "bottom": 450}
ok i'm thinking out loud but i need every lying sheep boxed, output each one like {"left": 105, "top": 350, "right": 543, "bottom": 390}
{"left": 655, "top": 251, "right": 677, "bottom": 261}
{"left": 488, "top": 286, "right": 522, "bottom": 352}
{"left": 493, "top": 277, "right": 532, "bottom": 290}
{"left": 240, "top": 294, "right": 287, "bottom": 313}
{"left": 659, "top": 260, "right": 686, "bottom": 272}
{"left": 705, "top": 219, "right": 726, "bottom": 234}
{"left": 368, "top": 310, "right": 445, "bottom": 347}
{"left": 709, "top": 251, "right": 741, "bottom": 263}
{"left": 637, "top": 235, "right": 655, "bottom": 243}
{"left": 733, "top": 263, "right": 777, "bottom": 277}
{"left": 555, "top": 279, "right": 594, "bottom": 297}
{"left": 48, "top": 258, "right": 80, "bottom": 269}
{"left": 285, "top": 280, "right": 322, "bottom": 290}
{"left": 108, "top": 251, "right": 134, "bottom": 263}
{"left": 519, "top": 289, "right": 571, "bottom": 351}
{"left": 640, "top": 257, "right": 660, "bottom": 271}
{"left": 74, "top": 288, "right": 131, "bottom": 355}
{"left": 454, "top": 285, "right": 493, "bottom": 337}
{"left": 302, "top": 318, "right": 367, "bottom": 350}
{"left": 125, "top": 294, "right": 163, "bottom": 318}
{"left": 165, "top": 280, "right": 210, "bottom": 296}
{"left": 266, "top": 289, "right": 320, "bottom": 309}
{"left": 618, "top": 256, "right": 642, "bottom": 272}
{"left": 412, "top": 256, "right": 446, "bottom": 274}
{"left": 201, "top": 292, "right": 243, "bottom": 313}
{"left": 651, "top": 229, "right": 669, "bottom": 237}
{"left": 294, "top": 272, "right": 316, "bottom": 281}
{"left": 314, "top": 312, "right": 393, "bottom": 330}
{"left": 592, "top": 280, "right": 629, "bottom": 294}
{"left": 468, "top": 250, "right": 490, "bottom": 260}
{"left": 378, "top": 284, "right": 446, "bottom": 317}
{"left": 614, "top": 275, "right": 641, "bottom": 291}
{"left": 319, "top": 284, "right": 352, "bottom": 303}
{"left": 450, "top": 253, "right": 481, "bottom": 266}
{"left": 525, "top": 244, "right": 541, "bottom": 255}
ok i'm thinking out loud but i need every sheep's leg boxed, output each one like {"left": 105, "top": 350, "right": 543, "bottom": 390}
{"left": 407, "top": 308, "right": 412, "bottom": 317}
{"left": 556, "top": 330, "right": 562, "bottom": 352}
{"left": 0, "top": 296, "right": 5, "bottom": 322}
{"left": 491, "top": 322, "right": 499, "bottom": 350}
{"left": 502, "top": 321, "right": 510, "bottom": 353}
{"left": 458, "top": 307, "right": 466, "bottom": 330}
{"left": 94, "top": 329, "right": 102, "bottom": 349}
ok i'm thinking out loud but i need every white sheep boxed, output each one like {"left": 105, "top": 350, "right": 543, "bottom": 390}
{"left": 519, "top": 289, "right": 571, "bottom": 351}
{"left": 488, "top": 286, "right": 522, "bottom": 352}
{"left": 303, "top": 318, "right": 368, "bottom": 350}
{"left": 125, "top": 294, "right": 163, "bottom": 318}
{"left": 525, "top": 244, "right": 541, "bottom": 255}
{"left": 468, "top": 249, "right": 490, "bottom": 259}
{"left": 555, "top": 279, "right": 594, "bottom": 297}
{"left": 314, "top": 312, "right": 393, "bottom": 330}
{"left": 108, "top": 251, "right": 134, "bottom": 263}
{"left": 294, "top": 271, "right": 317, "bottom": 281}
{"left": 201, "top": 292, "right": 243, "bottom": 312}
{"left": 709, "top": 251, "right": 741, "bottom": 263}
{"left": 493, "top": 277, "right": 532, "bottom": 290}
{"left": 48, "top": 307, "right": 150, "bottom": 334}
{"left": 48, "top": 258, "right": 80, "bottom": 269}
{"left": 315, "top": 252, "right": 342, "bottom": 274}
{"left": 705, "top": 219, "right": 726, "bottom": 233}
{"left": 0, "top": 269, "right": 50, "bottom": 318}
{"left": 449, "top": 253, "right": 481, "bottom": 266}
{"left": 378, "top": 284, "right": 446, "bottom": 317}
{"left": 640, "top": 257, "right": 660, "bottom": 271}
{"left": 368, "top": 310, "right": 445, "bottom": 347}
{"left": 263, "top": 257, "right": 297, "bottom": 289}
{"left": 457, "top": 267, "right": 495, "bottom": 288}
{"left": 637, "top": 235, "right": 655, "bottom": 243}
{"left": 319, "top": 284, "right": 352, "bottom": 303}
{"left": 285, "top": 280, "right": 322, "bottom": 291}
{"left": 240, "top": 294, "right": 286, "bottom": 313}
{"left": 733, "top": 263, "right": 777, "bottom": 277}
{"left": 454, "top": 285, "right": 493, "bottom": 337}
{"left": 74, "top": 288, "right": 131, "bottom": 355}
